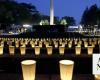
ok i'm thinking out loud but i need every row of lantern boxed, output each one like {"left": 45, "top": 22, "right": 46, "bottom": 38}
{"left": 0, "top": 45, "right": 94, "bottom": 55}
{"left": 8, "top": 39, "right": 99, "bottom": 47}
{"left": 21, "top": 59, "right": 100, "bottom": 80}
{"left": 0, "top": 38, "right": 97, "bottom": 47}
{"left": 0, "top": 37, "right": 100, "bottom": 41}
{"left": 0, "top": 38, "right": 97, "bottom": 48}
{"left": 21, "top": 59, "right": 74, "bottom": 80}
{"left": 0, "top": 38, "right": 100, "bottom": 47}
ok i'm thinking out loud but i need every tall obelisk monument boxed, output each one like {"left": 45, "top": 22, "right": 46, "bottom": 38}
{"left": 50, "top": 0, "right": 54, "bottom": 25}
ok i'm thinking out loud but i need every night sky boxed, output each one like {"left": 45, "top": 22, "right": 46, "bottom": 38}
{"left": 16, "top": 0, "right": 100, "bottom": 24}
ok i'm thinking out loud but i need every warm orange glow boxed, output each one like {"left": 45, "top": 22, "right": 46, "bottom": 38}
{"left": 59, "top": 46, "right": 65, "bottom": 55}
{"left": 35, "top": 46, "right": 40, "bottom": 55}
{"left": 59, "top": 60, "right": 74, "bottom": 80}
{"left": 21, "top": 60, "right": 36, "bottom": 65}
{"left": 87, "top": 46, "right": 93, "bottom": 55}
{"left": 75, "top": 46, "right": 81, "bottom": 55}
{"left": 95, "top": 75, "right": 100, "bottom": 80}
{"left": 20, "top": 46, "right": 26, "bottom": 55}
{"left": 0, "top": 46, "right": 3, "bottom": 55}
{"left": 47, "top": 46, "right": 52, "bottom": 55}
{"left": 21, "top": 60, "right": 36, "bottom": 80}
{"left": 59, "top": 60, "right": 74, "bottom": 65}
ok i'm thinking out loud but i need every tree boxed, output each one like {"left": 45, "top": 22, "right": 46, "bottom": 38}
{"left": 61, "top": 16, "right": 76, "bottom": 26}
{"left": 81, "top": 4, "right": 100, "bottom": 28}
{"left": 80, "top": 7, "right": 89, "bottom": 26}
{"left": 60, "top": 19, "right": 67, "bottom": 25}
{"left": 0, "top": 1, "right": 17, "bottom": 30}
{"left": 13, "top": 2, "right": 39, "bottom": 24}
{"left": 0, "top": 0, "right": 40, "bottom": 30}
{"left": 40, "top": 15, "right": 59, "bottom": 25}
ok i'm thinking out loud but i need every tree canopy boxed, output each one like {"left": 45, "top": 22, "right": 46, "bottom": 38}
{"left": 0, "top": 0, "right": 40, "bottom": 29}
{"left": 81, "top": 4, "right": 100, "bottom": 28}
{"left": 0, "top": 0, "right": 77, "bottom": 31}
{"left": 61, "top": 16, "right": 76, "bottom": 26}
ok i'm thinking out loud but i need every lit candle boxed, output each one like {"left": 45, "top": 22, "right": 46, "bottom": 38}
{"left": 35, "top": 46, "right": 40, "bottom": 55}
{"left": 21, "top": 60, "right": 36, "bottom": 80}
{"left": 87, "top": 46, "right": 93, "bottom": 55}
{"left": 75, "top": 46, "right": 81, "bottom": 55}
{"left": 59, "top": 60, "right": 74, "bottom": 80}
{"left": 9, "top": 46, "right": 14, "bottom": 55}
{"left": 95, "top": 74, "right": 100, "bottom": 80}
{"left": 59, "top": 46, "right": 65, "bottom": 55}
{"left": 0, "top": 46, "right": 3, "bottom": 55}
{"left": 47, "top": 46, "right": 52, "bottom": 55}
{"left": 20, "top": 46, "right": 26, "bottom": 55}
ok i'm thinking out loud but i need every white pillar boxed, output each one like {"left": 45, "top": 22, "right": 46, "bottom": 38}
{"left": 50, "top": 0, "right": 54, "bottom": 25}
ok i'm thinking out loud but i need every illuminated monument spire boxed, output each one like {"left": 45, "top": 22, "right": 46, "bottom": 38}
{"left": 50, "top": 0, "right": 54, "bottom": 25}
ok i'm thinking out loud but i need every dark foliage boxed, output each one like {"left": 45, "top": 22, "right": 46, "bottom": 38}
{"left": 81, "top": 4, "right": 100, "bottom": 28}
{"left": 0, "top": 0, "right": 40, "bottom": 30}
{"left": 61, "top": 16, "right": 76, "bottom": 26}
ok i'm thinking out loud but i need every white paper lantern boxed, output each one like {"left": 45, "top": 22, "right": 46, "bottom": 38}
{"left": 59, "top": 46, "right": 65, "bottom": 55}
{"left": 9, "top": 46, "right": 15, "bottom": 55}
{"left": 75, "top": 46, "right": 81, "bottom": 55}
{"left": 0, "top": 46, "right": 3, "bottom": 55}
{"left": 47, "top": 46, "right": 52, "bottom": 55}
{"left": 20, "top": 46, "right": 26, "bottom": 55}
{"left": 59, "top": 60, "right": 74, "bottom": 80}
{"left": 21, "top": 60, "right": 36, "bottom": 80}
{"left": 35, "top": 46, "right": 40, "bottom": 55}
{"left": 87, "top": 46, "right": 93, "bottom": 55}
{"left": 95, "top": 74, "right": 100, "bottom": 80}
{"left": 68, "top": 43, "right": 72, "bottom": 48}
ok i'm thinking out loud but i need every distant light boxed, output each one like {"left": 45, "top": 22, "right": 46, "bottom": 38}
{"left": 23, "top": 24, "right": 32, "bottom": 28}
{"left": 79, "top": 25, "right": 83, "bottom": 29}
{"left": 94, "top": 25, "right": 98, "bottom": 27}
{"left": 68, "top": 26, "right": 78, "bottom": 29}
